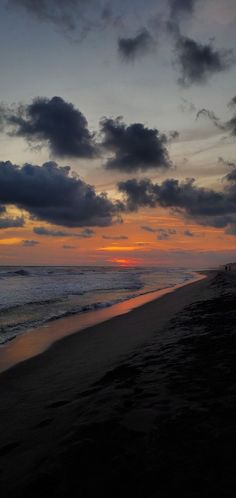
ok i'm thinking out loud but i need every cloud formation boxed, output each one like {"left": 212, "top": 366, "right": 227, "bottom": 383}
{"left": 0, "top": 96, "right": 97, "bottom": 159}
{"left": 0, "top": 205, "right": 6, "bottom": 214}
{"left": 102, "top": 234, "right": 128, "bottom": 240}
{"left": 157, "top": 228, "right": 176, "bottom": 240}
{"left": 118, "top": 173, "right": 236, "bottom": 234}
{"left": 0, "top": 161, "right": 121, "bottom": 227}
{"left": 184, "top": 229, "right": 194, "bottom": 236}
{"left": 0, "top": 216, "right": 25, "bottom": 229}
{"left": 141, "top": 225, "right": 176, "bottom": 239}
{"left": 169, "top": 0, "right": 197, "bottom": 19}
{"left": 118, "top": 29, "right": 155, "bottom": 61}
{"left": 175, "top": 36, "right": 233, "bottom": 86}
{"left": 33, "top": 226, "right": 95, "bottom": 237}
{"left": 100, "top": 117, "right": 171, "bottom": 172}
{"left": 22, "top": 239, "right": 39, "bottom": 247}
{"left": 196, "top": 109, "right": 225, "bottom": 130}
{"left": 7, "top": 0, "right": 113, "bottom": 37}
{"left": 141, "top": 225, "right": 156, "bottom": 233}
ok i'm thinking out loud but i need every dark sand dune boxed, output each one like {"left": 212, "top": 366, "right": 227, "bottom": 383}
{"left": 1, "top": 271, "right": 236, "bottom": 497}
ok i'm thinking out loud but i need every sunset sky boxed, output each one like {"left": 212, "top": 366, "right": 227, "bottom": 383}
{"left": 1, "top": 0, "right": 236, "bottom": 267}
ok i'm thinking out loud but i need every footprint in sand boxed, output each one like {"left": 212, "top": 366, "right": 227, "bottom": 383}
{"left": 46, "top": 400, "right": 70, "bottom": 409}
{"left": 0, "top": 442, "right": 20, "bottom": 456}
{"left": 35, "top": 417, "right": 54, "bottom": 428}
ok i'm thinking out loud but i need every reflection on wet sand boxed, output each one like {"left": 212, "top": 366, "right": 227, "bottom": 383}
{"left": 0, "top": 273, "right": 205, "bottom": 373}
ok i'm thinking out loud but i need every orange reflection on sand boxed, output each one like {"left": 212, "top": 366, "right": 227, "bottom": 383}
{"left": 0, "top": 273, "right": 205, "bottom": 374}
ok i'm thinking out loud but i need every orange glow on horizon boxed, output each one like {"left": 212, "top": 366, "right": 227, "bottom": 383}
{"left": 0, "top": 238, "right": 22, "bottom": 245}
{"left": 98, "top": 245, "right": 149, "bottom": 252}
{"left": 109, "top": 258, "right": 141, "bottom": 267}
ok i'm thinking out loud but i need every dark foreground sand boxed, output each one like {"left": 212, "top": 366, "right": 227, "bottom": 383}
{"left": 1, "top": 270, "right": 236, "bottom": 497}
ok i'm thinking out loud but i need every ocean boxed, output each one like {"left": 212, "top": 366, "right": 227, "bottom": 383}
{"left": 0, "top": 266, "right": 195, "bottom": 345}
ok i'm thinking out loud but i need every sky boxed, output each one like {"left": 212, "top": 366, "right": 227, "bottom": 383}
{"left": 0, "top": 0, "right": 236, "bottom": 267}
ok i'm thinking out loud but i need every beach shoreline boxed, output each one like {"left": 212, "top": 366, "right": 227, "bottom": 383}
{"left": 3, "top": 268, "right": 236, "bottom": 498}
{"left": 0, "top": 270, "right": 206, "bottom": 374}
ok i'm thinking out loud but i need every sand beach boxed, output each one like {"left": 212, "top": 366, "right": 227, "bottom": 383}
{"left": 0, "top": 269, "right": 236, "bottom": 497}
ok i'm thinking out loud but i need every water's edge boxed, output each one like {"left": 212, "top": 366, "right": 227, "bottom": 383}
{"left": 0, "top": 272, "right": 207, "bottom": 374}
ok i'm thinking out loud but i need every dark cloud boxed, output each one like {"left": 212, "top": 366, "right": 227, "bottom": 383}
{"left": 169, "top": 0, "right": 197, "bottom": 20}
{"left": 36, "top": 227, "right": 95, "bottom": 238}
{"left": 0, "top": 96, "right": 97, "bottom": 159}
{"left": 102, "top": 234, "right": 128, "bottom": 240}
{"left": 141, "top": 225, "right": 176, "bottom": 238}
{"left": 168, "top": 130, "right": 179, "bottom": 142}
{"left": 196, "top": 97, "right": 236, "bottom": 137}
{"left": 34, "top": 227, "right": 70, "bottom": 237}
{"left": 118, "top": 29, "right": 155, "bottom": 61}
{"left": 118, "top": 174, "right": 236, "bottom": 233}
{"left": 100, "top": 117, "right": 171, "bottom": 172}
{"left": 196, "top": 109, "right": 225, "bottom": 130}
{"left": 167, "top": 0, "right": 198, "bottom": 37}
{"left": 184, "top": 229, "right": 194, "bottom": 236}
{"left": 34, "top": 226, "right": 95, "bottom": 238}
{"left": 226, "top": 113, "right": 236, "bottom": 136}
{"left": 63, "top": 244, "right": 76, "bottom": 249}
{"left": 175, "top": 36, "right": 234, "bottom": 86}
{"left": 79, "top": 228, "right": 95, "bottom": 238}
{"left": 22, "top": 239, "right": 39, "bottom": 247}
{"left": 7, "top": 0, "right": 114, "bottom": 38}
{"left": 157, "top": 228, "right": 176, "bottom": 240}
{"left": 118, "top": 178, "right": 158, "bottom": 211}
{"left": 228, "top": 96, "right": 236, "bottom": 108}
{"left": 0, "top": 216, "right": 25, "bottom": 229}
{"left": 218, "top": 157, "right": 236, "bottom": 169}
{"left": 0, "top": 205, "right": 6, "bottom": 214}
{"left": 141, "top": 225, "right": 156, "bottom": 233}
{"left": 0, "top": 161, "right": 121, "bottom": 227}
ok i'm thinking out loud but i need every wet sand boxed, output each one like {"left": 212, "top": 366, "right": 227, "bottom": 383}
{"left": 1, "top": 270, "right": 236, "bottom": 497}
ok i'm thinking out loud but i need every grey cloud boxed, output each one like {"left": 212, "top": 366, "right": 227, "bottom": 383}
{"left": 157, "top": 228, "right": 176, "bottom": 240}
{"left": 79, "top": 228, "right": 95, "bottom": 238}
{"left": 175, "top": 36, "right": 234, "bottom": 87}
{"left": 102, "top": 234, "right": 128, "bottom": 240}
{"left": 226, "top": 114, "right": 236, "bottom": 136}
{"left": 169, "top": 130, "right": 179, "bottom": 141}
{"left": 167, "top": 0, "right": 198, "bottom": 37}
{"left": 184, "top": 229, "right": 194, "bottom": 236}
{"left": 0, "top": 216, "right": 25, "bottom": 229}
{"left": 0, "top": 161, "right": 121, "bottom": 227}
{"left": 0, "top": 96, "right": 97, "bottom": 159}
{"left": 169, "top": 0, "right": 198, "bottom": 20}
{"left": 118, "top": 174, "right": 236, "bottom": 233}
{"left": 34, "top": 227, "right": 76, "bottom": 237}
{"left": 22, "top": 239, "right": 39, "bottom": 247}
{"left": 218, "top": 157, "right": 236, "bottom": 169}
{"left": 7, "top": 0, "right": 114, "bottom": 37}
{"left": 196, "top": 109, "right": 225, "bottom": 130}
{"left": 118, "top": 29, "right": 155, "bottom": 61}
{"left": 34, "top": 226, "right": 95, "bottom": 238}
{"left": 0, "top": 205, "right": 6, "bottom": 214}
{"left": 100, "top": 117, "right": 172, "bottom": 172}
{"left": 118, "top": 178, "right": 158, "bottom": 211}
{"left": 141, "top": 225, "right": 156, "bottom": 233}
{"left": 228, "top": 96, "right": 236, "bottom": 108}
{"left": 63, "top": 244, "right": 76, "bottom": 249}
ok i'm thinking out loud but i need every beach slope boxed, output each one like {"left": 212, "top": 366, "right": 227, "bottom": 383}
{"left": 1, "top": 270, "right": 236, "bottom": 497}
